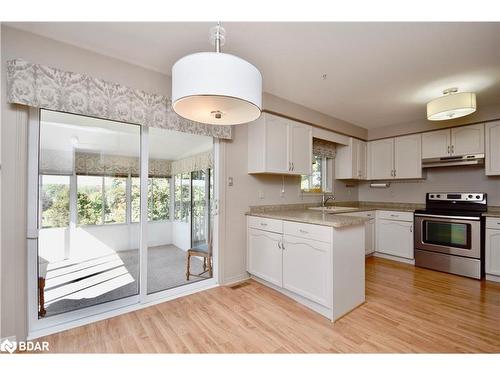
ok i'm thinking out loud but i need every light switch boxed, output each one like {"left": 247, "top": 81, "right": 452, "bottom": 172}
{"left": 228, "top": 177, "right": 233, "bottom": 186}
{"left": 258, "top": 190, "right": 265, "bottom": 199}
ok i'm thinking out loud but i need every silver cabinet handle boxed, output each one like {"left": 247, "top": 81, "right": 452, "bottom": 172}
{"left": 281, "top": 242, "right": 285, "bottom": 250}
{"left": 390, "top": 214, "right": 399, "bottom": 217}
{"left": 410, "top": 225, "right": 413, "bottom": 233}
{"left": 451, "top": 145, "right": 454, "bottom": 154}
{"left": 299, "top": 229, "right": 308, "bottom": 234}
{"left": 277, "top": 242, "right": 282, "bottom": 249}
{"left": 394, "top": 169, "right": 396, "bottom": 177}
{"left": 260, "top": 222, "right": 268, "bottom": 226}
{"left": 447, "top": 145, "right": 450, "bottom": 154}
{"left": 292, "top": 162, "right": 294, "bottom": 171}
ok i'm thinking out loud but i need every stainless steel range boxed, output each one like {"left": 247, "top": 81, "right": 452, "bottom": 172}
{"left": 414, "top": 192, "right": 487, "bottom": 279}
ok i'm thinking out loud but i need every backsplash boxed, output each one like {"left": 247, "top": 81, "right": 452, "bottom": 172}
{"left": 358, "top": 166, "right": 500, "bottom": 206}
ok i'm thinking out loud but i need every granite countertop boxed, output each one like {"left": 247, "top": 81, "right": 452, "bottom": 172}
{"left": 483, "top": 207, "right": 500, "bottom": 218}
{"left": 246, "top": 209, "right": 370, "bottom": 228}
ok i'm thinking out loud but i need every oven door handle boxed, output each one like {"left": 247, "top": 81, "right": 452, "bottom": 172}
{"left": 414, "top": 213, "right": 481, "bottom": 221}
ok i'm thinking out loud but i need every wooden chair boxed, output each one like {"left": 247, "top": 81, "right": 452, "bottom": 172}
{"left": 186, "top": 234, "right": 213, "bottom": 280}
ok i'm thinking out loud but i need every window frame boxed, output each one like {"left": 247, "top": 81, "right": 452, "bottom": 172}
{"left": 300, "top": 155, "right": 334, "bottom": 195}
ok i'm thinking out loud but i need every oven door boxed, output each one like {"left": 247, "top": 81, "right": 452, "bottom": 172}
{"left": 414, "top": 214, "right": 481, "bottom": 258}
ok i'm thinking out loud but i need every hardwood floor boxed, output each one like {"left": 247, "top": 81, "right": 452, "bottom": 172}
{"left": 36, "top": 257, "right": 500, "bottom": 353}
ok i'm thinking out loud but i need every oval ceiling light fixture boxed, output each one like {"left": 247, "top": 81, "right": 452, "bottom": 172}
{"left": 427, "top": 88, "right": 477, "bottom": 121}
{"left": 172, "top": 22, "right": 262, "bottom": 125}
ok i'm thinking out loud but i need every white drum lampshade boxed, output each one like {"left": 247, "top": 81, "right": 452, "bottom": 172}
{"left": 172, "top": 23, "right": 262, "bottom": 126}
{"left": 427, "top": 89, "right": 476, "bottom": 121}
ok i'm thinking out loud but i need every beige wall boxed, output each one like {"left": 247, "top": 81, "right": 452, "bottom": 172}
{"left": 368, "top": 103, "right": 500, "bottom": 140}
{"left": 358, "top": 166, "right": 500, "bottom": 206}
{"left": 264, "top": 93, "right": 368, "bottom": 140}
{"left": 1, "top": 26, "right": 362, "bottom": 339}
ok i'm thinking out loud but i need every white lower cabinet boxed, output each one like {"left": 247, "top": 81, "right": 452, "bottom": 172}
{"left": 247, "top": 227, "right": 283, "bottom": 287}
{"left": 282, "top": 235, "right": 331, "bottom": 307}
{"left": 366, "top": 219, "right": 375, "bottom": 254}
{"left": 376, "top": 212, "right": 414, "bottom": 259}
{"left": 485, "top": 218, "right": 500, "bottom": 279}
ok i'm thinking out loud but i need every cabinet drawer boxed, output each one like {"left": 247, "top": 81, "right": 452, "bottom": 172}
{"left": 248, "top": 216, "right": 283, "bottom": 233}
{"left": 340, "top": 211, "right": 375, "bottom": 218}
{"left": 283, "top": 221, "right": 331, "bottom": 243}
{"left": 486, "top": 218, "right": 500, "bottom": 230}
{"left": 377, "top": 210, "right": 413, "bottom": 222}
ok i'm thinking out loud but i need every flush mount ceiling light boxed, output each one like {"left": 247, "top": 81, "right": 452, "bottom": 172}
{"left": 427, "top": 88, "right": 477, "bottom": 121}
{"left": 171, "top": 22, "right": 262, "bottom": 125}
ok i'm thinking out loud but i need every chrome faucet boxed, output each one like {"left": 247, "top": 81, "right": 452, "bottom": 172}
{"left": 322, "top": 193, "right": 335, "bottom": 207}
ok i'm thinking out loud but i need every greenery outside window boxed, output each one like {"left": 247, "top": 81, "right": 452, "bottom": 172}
{"left": 40, "top": 175, "right": 70, "bottom": 228}
{"left": 174, "top": 173, "right": 191, "bottom": 222}
{"left": 301, "top": 155, "right": 333, "bottom": 194}
{"left": 130, "top": 177, "right": 171, "bottom": 222}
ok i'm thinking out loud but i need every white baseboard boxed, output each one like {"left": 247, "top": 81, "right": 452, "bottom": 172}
{"left": 486, "top": 274, "right": 500, "bottom": 283}
{"left": 0, "top": 335, "right": 17, "bottom": 342}
{"left": 222, "top": 272, "right": 250, "bottom": 286}
{"left": 374, "top": 252, "right": 415, "bottom": 265}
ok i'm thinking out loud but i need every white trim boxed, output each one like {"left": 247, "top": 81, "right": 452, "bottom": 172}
{"left": 139, "top": 126, "right": 149, "bottom": 299}
{"left": 485, "top": 274, "right": 500, "bottom": 283}
{"left": 373, "top": 252, "right": 415, "bottom": 265}
{"left": 222, "top": 273, "right": 250, "bottom": 286}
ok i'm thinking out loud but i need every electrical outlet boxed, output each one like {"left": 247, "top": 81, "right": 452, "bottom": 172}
{"left": 280, "top": 189, "right": 285, "bottom": 198}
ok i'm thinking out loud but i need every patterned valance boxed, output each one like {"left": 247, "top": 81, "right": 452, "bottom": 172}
{"left": 6, "top": 59, "right": 232, "bottom": 139}
{"left": 75, "top": 152, "right": 171, "bottom": 177}
{"left": 171, "top": 151, "right": 213, "bottom": 175}
{"left": 40, "top": 149, "right": 171, "bottom": 177}
{"left": 313, "top": 138, "right": 336, "bottom": 158}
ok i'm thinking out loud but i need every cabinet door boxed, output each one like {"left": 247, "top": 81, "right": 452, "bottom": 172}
{"left": 451, "top": 124, "right": 485, "bottom": 156}
{"left": 367, "top": 138, "right": 394, "bottom": 180}
{"left": 486, "top": 229, "right": 500, "bottom": 276}
{"left": 365, "top": 220, "right": 375, "bottom": 254}
{"left": 288, "top": 122, "right": 312, "bottom": 175}
{"left": 265, "top": 115, "right": 290, "bottom": 173}
{"left": 485, "top": 121, "right": 500, "bottom": 176}
{"left": 356, "top": 139, "right": 367, "bottom": 179}
{"left": 282, "top": 235, "right": 331, "bottom": 307}
{"left": 247, "top": 228, "right": 283, "bottom": 287}
{"left": 376, "top": 219, "right": 413, "bottom": 259}
{"left": 422, "top": 129, "right": 451, "bottom": 158}
{"left": 394, "top": 134, "right": 422, "bottom": 179}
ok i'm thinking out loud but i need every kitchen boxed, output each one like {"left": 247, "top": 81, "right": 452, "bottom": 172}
{"left": 245, "top": 112, "right": 500, "bottom": 321}
{"left": 1, "top": 19, "right": 500, "bottom": 363}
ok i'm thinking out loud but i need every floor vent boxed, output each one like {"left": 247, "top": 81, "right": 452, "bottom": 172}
{"left": 230, "top": 281, "right": 251, "bottom": 290}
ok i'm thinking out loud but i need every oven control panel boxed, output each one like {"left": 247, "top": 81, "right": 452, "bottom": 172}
{"left": 427, "top": 193, "right": 485, "bottom": 202}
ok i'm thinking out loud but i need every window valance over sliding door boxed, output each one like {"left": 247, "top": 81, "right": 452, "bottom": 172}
{"left": 6, "top": 59, "right": 232, "bottom": 139}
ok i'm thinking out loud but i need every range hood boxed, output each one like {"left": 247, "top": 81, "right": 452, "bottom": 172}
{"left": 422, "top": 154, "right": 485, "bottom": 168}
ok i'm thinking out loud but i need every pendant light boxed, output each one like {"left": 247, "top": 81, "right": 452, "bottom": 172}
{"left": 427, "top": 88, "right": 477, "bottom": 121}
{"left": 172, "top": 23, "right": 262, "bottom": 125}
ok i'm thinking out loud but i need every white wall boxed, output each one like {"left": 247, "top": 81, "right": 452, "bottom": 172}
{"left": 358, "top": 166, "right": 500, "bottom": 206}
{"left": 172, "top": 221, "right": 191, "bottom": 251}
{"left": 39, "top": 221, "right": 172, "bottom": 263}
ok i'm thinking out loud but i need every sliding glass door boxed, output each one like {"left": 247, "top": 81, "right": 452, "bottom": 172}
{"left": 36, "top": 110, "right": 141, "bottom": 318}
{"left": 29, "top": 109, "right": 217, "bottom": 335}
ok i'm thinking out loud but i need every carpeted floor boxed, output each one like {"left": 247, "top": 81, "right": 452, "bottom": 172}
{"left": 43, "top": 245, "right": 206, "bottom": 317}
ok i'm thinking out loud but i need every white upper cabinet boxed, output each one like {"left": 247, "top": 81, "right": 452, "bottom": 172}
{"left": 422, "top": 129, "right": 451, "bottom": 159}
{"left": 248, "top": 113, "right": 312, "bottom": 175}
{"left": 367, "top": 135, "right": 422, "bottom": 180}
{"left": 485, "top": 121, "right": 500, "bottom": 176}
{"left": 451, "top": 124, "right": 485, "bottom": 156}
{"left": 367, "top": 138, "right": 394, "bottom": 180}
{"left": 289, "top": 122, "right": 313, "bottom": 175}
{"left": 422, "top": 124, "right": 484, "bottom": 159}
{"left": 335, "top": 137, "right": 367, "bottom": 180}
{"left": 394, "top": 134, "right": 422, "bottom": 179}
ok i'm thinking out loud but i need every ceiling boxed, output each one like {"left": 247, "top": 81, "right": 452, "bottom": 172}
{"left": 8, "top": 22, "right": 500, "bottom": 129}
{"left": 41, "top": 110, "right": 213, "bottom": 160}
